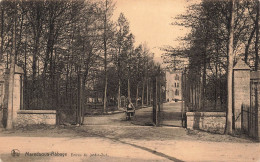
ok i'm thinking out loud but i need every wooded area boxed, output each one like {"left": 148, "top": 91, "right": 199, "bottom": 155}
{"left": 162, "top": 0, "right": 260, "bottom": 133}
{"left": 0, "top": 0, "right": 162, "bottom": 125}
{"left": 163, "top": 0, "right": 259, "bottom": 110}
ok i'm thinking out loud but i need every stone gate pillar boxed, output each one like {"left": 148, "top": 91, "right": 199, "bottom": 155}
{"left": 3, "top": 65, "right": 24, "bottom": 127}
{"left": 0, "top": 63, "right": 5, "bottom": 128}
{"left": 233, "top": 59, "right": 250, "bottom": 130}
{"left": 250, "top": 71, "right": 260, "bottom": 141}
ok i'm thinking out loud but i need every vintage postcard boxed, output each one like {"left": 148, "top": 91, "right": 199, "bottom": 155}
{"left": 0, "top": 0, "right": 259, "bottom": 161}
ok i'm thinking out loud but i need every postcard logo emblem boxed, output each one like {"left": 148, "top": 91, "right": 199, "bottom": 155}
{"left": 11, "top": 149, "right": 20, "bottom": 157}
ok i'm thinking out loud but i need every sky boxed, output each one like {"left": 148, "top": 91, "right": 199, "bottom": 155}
{"left": 112, "top": 0, "right": 191, "bottom": 64}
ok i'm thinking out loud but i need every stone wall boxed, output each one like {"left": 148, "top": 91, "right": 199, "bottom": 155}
{"left": 186, "top": 112, "right": 226, "bottom": 134}
{"left": 16, "top": 110, "right": 56, "bottom": 126}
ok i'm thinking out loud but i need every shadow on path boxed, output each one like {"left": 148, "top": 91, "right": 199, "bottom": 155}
{"left": 160, "top": 102, "right": 183, "bottom": 127}
{"left": 113, "top": 138, "right": 184, "bottom": 162}
{"left": 73, "top": 128, "right": 184, "bottom": 162}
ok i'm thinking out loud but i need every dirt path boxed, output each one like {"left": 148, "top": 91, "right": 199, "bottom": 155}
{"left": 1, "top": 102, "right": 259, "bottom": 161}
{"left": 0, "top": 136, "right": 170, "bottom": 162}
{"left": 83, "top": 106, "right": 154, "bottom": 126}
{"left": 0, "top": 133, "right": 259, "bottom": 162}
{"left": 0, "top": 124, "right": 259, "bottom": 162}
{"left": 83, "top": 102, "right": 183, "bottom": 127}
{"left": 160, "top": 102, "right": 183, "bottom": 127}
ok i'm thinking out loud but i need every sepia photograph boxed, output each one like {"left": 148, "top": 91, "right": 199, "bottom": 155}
{"left": 0, "top": 0, "right": 259, "bottom": 161}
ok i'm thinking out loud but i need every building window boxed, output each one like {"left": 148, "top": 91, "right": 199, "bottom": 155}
{"left": 0, "top": 84, "right": 3, "bottom": 106}
{"left": 177, "top": 83, "right": 179, "bottom": 88}
{"left": 175, "top": 89, "right": 179, "bottom": 96}
{"left": 0, "top": 84, "right": 3, "bottom": 97}
{"left": 175, "top": 75, "right": 179, "bottom": 80}
{"left": 175, "top": 83, "right": 177, "bottom": 87}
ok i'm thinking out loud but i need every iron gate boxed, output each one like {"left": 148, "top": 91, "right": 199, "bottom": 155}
{"left": 152, "top": 67, "right": 164, "bottom": 126}
{"left": 242, "top": 79, "right": 259, "bottom": 139}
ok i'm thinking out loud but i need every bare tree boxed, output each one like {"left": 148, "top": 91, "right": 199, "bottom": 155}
{"left": 103, "top": 0, "right": 108, "bottom": 113}
{"left": 6, "top": 1, "right": 17, "bottom": 130}
{"left": 226, "top": 0, "right": 235, "bottom": 134}
{"left": 254, "top": 0, "right": 259, "bottom": 71}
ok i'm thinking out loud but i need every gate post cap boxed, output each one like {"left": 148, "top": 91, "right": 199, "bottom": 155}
{"left": 233, "top": 59, "right": 250, "bottom": 70}
{"left": 14, "top": 65, "right": 24, "bottom": 74}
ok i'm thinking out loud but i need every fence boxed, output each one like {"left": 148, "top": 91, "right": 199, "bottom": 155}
{"left": 56, "top": 105, "right": 77, "bottom": 125}
{"left": 152, "top": 67, "right": 164, "bottom": 126}
{"left": 181, "top": 68, "right": 226, "bottom": 113}
{"left": 242, "top": 73, "right": 259, "bottom": 140}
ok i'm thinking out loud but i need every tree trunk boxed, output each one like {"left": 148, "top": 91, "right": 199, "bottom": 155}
{"left": 42, "top": 15, "right": 55, "bottom": 109}
{"left": 43, "top": 15, "right": 55, "bottom": 77}
{"left": 6, "top": 5, "right": 17, "bottom": 129}
{"left": 215, "top": 63, "right": 218, "bottom": 110}
{"left": 136, "top": 82, "right": 139, "bottom": 107}
{"left": 117, "top": 44, "right": 121, "bottom": 109}
{"left": 23, "top": 34, "right": 27, "bottom": 109}
{"left": 255, "top": 0, "right": 259, "bottom": 71}
{"left": 103, "top": 0, "right": 108, "bottom": 113}
{"left": 82, "top": 74, "right": 88, "bottom": 125}
{"left": 32, "top": 5, "right": 42, "bottom": 102}
{"left": 0, "top": 5, "right": 4, "bottom": 61}
{"left": 199, "top": 73, "right": 202, "bottom": 110}
{"left": 77, "top": 70, "right": 83, "bottom": 125}
{"left": 146, "top": 78, "right": 149, "bottom": 105}
{"left": 65, "top": 57, "right": 69, "bottom": 104}
{"left": 16, "top": 11, "right": 23, "bottom": 64}
{"left": 6, "top": 48, "right": 15, "bottom": 129}
{"left": 149, "top": 81, "right": 152, "bottom": 105}
{"left": 104, "top": 72, "right": 108, "bottom": 112}
{"left": 195, "top": 83, "right": 197, "bottom": 110}
{"left": 117, "top": 79, "right": 121, "bottom": 109}
{"left": 202, "top": 45, "right": 207, "bottom": 110}
{"left": 245, "top": 27, "right": 255, "bottom": 64}
{"left": 142, "top": 80, "right": 145, "bottom": 107}
{"left": 226, "top": 0, "right": 235, "bottom": 134}
{"left": 128, "top": 78, "right": 130, "bottom": 101}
